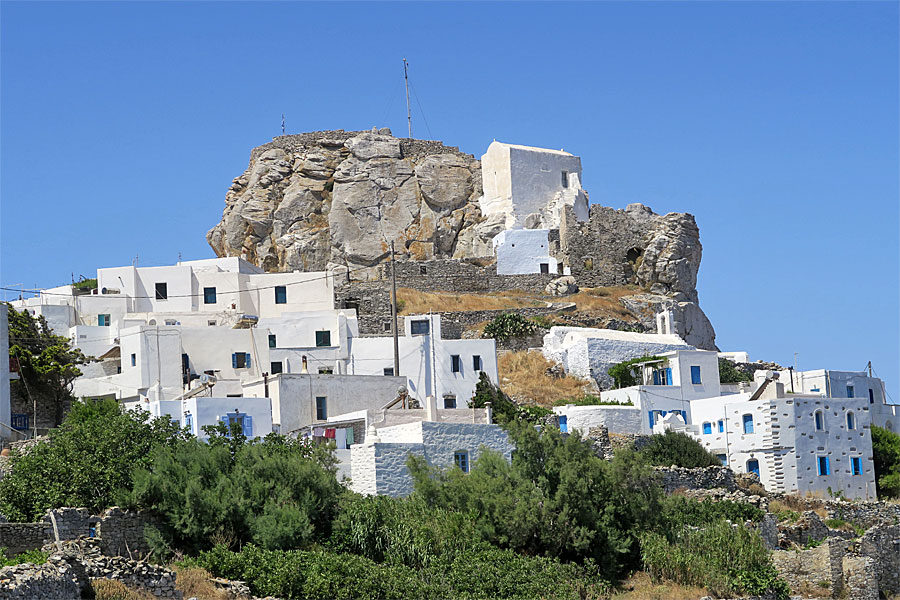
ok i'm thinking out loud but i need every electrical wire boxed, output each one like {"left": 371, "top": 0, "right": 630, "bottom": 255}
{"left": 409, "top": 81, "right": 434, "bottom": 140}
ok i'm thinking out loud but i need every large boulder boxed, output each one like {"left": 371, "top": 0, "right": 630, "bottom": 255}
{"left": 545, "top": 276, "right": 578, "bottom": 296}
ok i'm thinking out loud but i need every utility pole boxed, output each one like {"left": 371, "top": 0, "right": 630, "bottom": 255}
{"left": 867, "top": 361, "right": 873, "bottom": 377}
{"left": 390, "top": 242, "right": 400, "bottom": 377}
{"left": 403, "top": 58, "right": 412, "bottom": 139}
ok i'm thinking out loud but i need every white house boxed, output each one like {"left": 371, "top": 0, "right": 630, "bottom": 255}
{"left": 554, "top": 348, "right": 722, "bottom": 435}
{"left": 674, "top": 372, "right": 877, "bottom": 500}
{"left": 127, "top": 394, "right": 273, "bottom": 441}
{"left": 542, "top": 317, "right": 693, "bottom": 390}
{"left": 349, "top": 419, "right": 513, "bottom": 497}
{"left": 492, "top": 229, "right": 568, "bottom": 276}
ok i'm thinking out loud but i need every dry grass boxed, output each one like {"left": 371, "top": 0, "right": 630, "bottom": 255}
{"left": 397, "top": 288, "right": 544, "bottom": 314}
{"left": 565, "top": 286, "right": 641, "bottom": 319}
{"left": 173, "top": 565, "right": 229, "bottom": 600}
{"left": 777, "top": 494, "right": 828, "bottom": 519}
{"left": 90, "top": 579, "right": 156, "bottom": 600}
{"left": 609, "top": 571, "right": 708, "bottom": 600}
{"left": 498, "top": 351, "right": 592, "bottom": 406}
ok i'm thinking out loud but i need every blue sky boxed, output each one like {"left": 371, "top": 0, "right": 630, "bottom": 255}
{"left": 2, "top": 2, "right": 898, "bottom": 398}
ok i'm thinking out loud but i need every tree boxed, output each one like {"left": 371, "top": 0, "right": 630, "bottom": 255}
{"left": 607, "top": 355, "right": 661, "bottom": 389}
{"left": 871, "top": 425, "right": 900, "bottom": 498}
{"left": 639, "top": 430, "right": 722, "bottom": 468}
{"left": 483, "top": 313, "right": 539, "bottom": 341}
{"left": 6, "top": 303, "right": 86, "bottom": 427}
{"left": 718, "top": 358, "right": 752, "bottom": 384}
{"left": 0, "top": 398, "right": 188, "bottom": 521}
{"left": 469, "top": 372, "right": 551, "bottom": 425}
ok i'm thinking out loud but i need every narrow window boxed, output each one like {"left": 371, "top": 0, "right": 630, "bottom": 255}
{"left": 648, "top": 411, "right": 656, "bottom": 428}
{"left": 747, "top": 459, "right": 760, "bottom": 476}
{"left": 742, "top": 414, "right": 754, "bottom": 434}
{"left": 559, "top": 415, "right": 568, "bottom": 433}
{"left": 702, "top": 422, "right": 712, "bottom": 435}
{"left": 454, "top": 450, "right": 469, "bottom": 473}
{"left": 815, "top": 410, "right": 824, "bottom": 431}
{"left": 817, "top": 456, "right": 831, "bottom": 476}
{"left": 557, "top": 263, "right": 564, "bottom": 275}
{"left": 869, "top": 389, "right": 875, "bottom": 404}
{"left": 539, "top": 263, "right": 550, "bottom": 274}
{"left": 98, "top": 314, "right": 110, "bottom": 327}
{"left": 473, "top": 355, "right": 483, "bottom": 372}
{"left": 131, "top": 353, "right": 136, "bottom": 367}
{"left": 155, "top": 282, "right": 167, "bottom": 300}
{"left": 383, "top": 367, "right": 394, "bottom": 376}
{"left": 203, "top": 287, "right": 216, "bottom": 304}
{"left": 444, "top": 396, "right": 457, "bottom": 409}
{"left": 561, "top": 171, "right": 569, "bottom": 188}
{"left": 315, "top": 330, "right": 331, "bottom": 347}
{"left": 318, "top": 367, "right": 333, "bottom": 374}
{"left": 851, "top": 457, "right": 862, "bottom": 476}
{"left": 451, "top": 355, "right": 461, "bottom": 373}
{"left": 274, "top": 285, "right": 287, "bottom": 304}
{"left": 846, "top": 411, "right": 855, "bottom": 430}
{"left": 410, "top": 319, "right": 430, "bottom": 335}
{"left": 690, "top": 366, "right": 702, "bottom": 384}
{"left": 665, "top": 368, "right": 673, "bottom": 386}
{"left": 718, "top": 420, "right": 724, "bottom": 433}
{"left": 846, "top": 385, "right": 854, "bottom": 398}
{"left": 717, "top": 454, "right": 728, "bottom": 465}
{"left": 316, "top": 396, "right": 327, "bottom": 420}
{"left": 270, "top": 361, "right": 283, "bottom": 374}
{"left": 268, "top": 334, "right": 277, "bottom": 348}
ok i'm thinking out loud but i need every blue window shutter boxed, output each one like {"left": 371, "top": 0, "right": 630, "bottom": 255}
{"left": 559, "top": 415, "right": 567, "bottom": 433}
{"left": 825, "top": 457, "right": 830, "bottom": 475}
{"left": 666, "top": 368, "right": 673, "bottom": 385}
{"left": 648, "top": 411, "right": 655, "bottom": 428}
{"left": 652, "top": 370, "right": 660, "bottom": 385}
{"left": 243, "top": 415, "right": 253, "bottom": 437}
{"left": 691, "top": 366, "right": 701, "bottom": 384}
{"left": 703, "top": 422, "right": 712, "bottom": 435}
{"left": 232, "top": 353, "right": 238, "bottom": 368}
{"left": 245, "top": 353, "right": 251, "bottom": 368}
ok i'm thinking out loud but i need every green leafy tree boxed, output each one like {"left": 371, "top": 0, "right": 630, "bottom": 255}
{"left": 409, "top": 420, "right": 661, "bottom": 580}
{"left": 718, "top": 358, "right": 753, "bottom": 384}
{"left": 871, "top": 425, "right": 900, "bottom": 498}
{"left": 0, "top": 399, "right": 187, "bottom": 521}
{"left": 127, "top": 432, "right": 342, "bottom": 557}
{"left": 639, "top": 430, "right": 722, "bottom": 468}
{"left": 607, "top": 355, "right": 661, "bottom": 389}
{"left": 6, "top": 303, "right": 87, "bottom": 427}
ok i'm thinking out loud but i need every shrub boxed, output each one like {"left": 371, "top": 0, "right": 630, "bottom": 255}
{"left": 718, "top": 358, "right": 752, "bottom": 384}
{"left": 483, "top": 313, "right": 539, "bottom": 341}
{"left": 551, "top": 395, "right": 633, "bottom": 407}
{"left": 73, "top": 278, "right": 98, "bottom": 290}
{"left": 641, "top": 520, "right": 789, "bottom": 600}
{"left": 608, "top": 356, "right": 662, "bottom": 389}
{"left": 90, "top": 579, "right": 155, "bottom": 600}
{"left": 872, "top": 425, "right": 900, "bottom": 498}
{"left": 638, "top": 430, "right": 722, "bottom": 468}
{"left": 469, "top": 372, "right": 549, "bottom": 425}
{"left": 0, "top": 399, "right": 188, "bottom": 521}
{"left": 660, "top": 496, "right": 764, "bottom": 529}
{"left": 0, "top": 548, "right": 49, "bottom": 566}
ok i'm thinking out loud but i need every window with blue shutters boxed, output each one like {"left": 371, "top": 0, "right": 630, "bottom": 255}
{"left": 718, "top": 420, "right": 724, "bottom": 433}
{"left": 690, "top": 366, "right": 701, "bottom": 384}
{"left": 815, "top": 410, "right": 824, "bottom": 431}
{"left": 702, "top": 422, "right": 712, "bottom": 435}
{"left": 275, "top": 286, "right": 287, "bottom": 304}
{"left": 98, "top": 314, "right": 110, "bottom": 326}
{"left": 652, "top": 370, "right": 661, "bottom": 385}
{"left": 846, "top": 411, "right": 855, "bottom": 430}
{"left": 454, "top": 451, "right": 469, "bottom": 473}
{"left": 203, "top": 287, "right": 216, "bottom": 304}
{"left": 817, "top": 456, "right": 830, "bottom": 476}
{"left": 232, "top": 353, "right": 251, "bottom": 369}
{"left": 846, "top": 385, "right": 854, "bottom": 398}
{"left": 742, "top": 414, "right": 754, "bottom": 434}
{"left": 851, "top": 457, "right": 862, "bottom": 476}
{"left": 242, "top": 415, "right": 253, "bottom": 438}
{"left": 648, "top": 411, "right": 655, "bottom": 428}
{"left": 665, "top": 367, "right": 673, "bottom": 385}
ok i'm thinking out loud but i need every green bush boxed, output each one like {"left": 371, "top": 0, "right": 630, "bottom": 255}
{"left": 127, "top": 433, "right": 341, "bottom": 557}
{"left": 72, "top": 278, "right": 97, "bottom": 290}
{"left": 551, "top": 395, "right": 633, "bottom": 407}
{"left": 872, "top": 425, "right": 900, "bottom": 498}
{"left": 483, "top": 313, "right": 539, "bottom": 341}
{"left": 607, "top": 355, "right": 662, "bottom": 389}
{"left": 0, "top": 548, "right": 49, "bottom": 566}
{"left": 469, "top": 372, "right": 549, "bottom": 425}
{"left": 660, "top": 496, "right": 764, "bottom": 529}
{"left": 641, "top": 520, "right": 789, "bottom": 600}
{"left": 639, "top": 430, "right": 722, "bottom": 468}
{"left": 409, "top": 420, "right": 662, "bottom": 580}
{"left": 718, "top": 358, "right": 752, "bottom": 383}
{"left": 0, "top": 399, "right": 188, "bottom": 521}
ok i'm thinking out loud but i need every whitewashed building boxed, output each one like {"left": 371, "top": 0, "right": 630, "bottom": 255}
{"left": 130, "top": 394, "right": 273, "bottom": 441}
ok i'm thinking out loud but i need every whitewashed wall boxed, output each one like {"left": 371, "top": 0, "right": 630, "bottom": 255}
{"left": 493, "top": 229, "right": 564, "bottom": 275}
{"left": 553, "top": 405, "right": 643, "bottom": 435}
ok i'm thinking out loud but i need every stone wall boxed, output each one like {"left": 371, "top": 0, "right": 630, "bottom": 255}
{"left": 858, "top": 524, "right": 900, "bottom": 595}
{"left": 653, "top": 465, "right": 738, "bottom": 494}
{"left": 0, "top": 522, "right": 50, "bottom": 555}
{"left": 0, "top": 559, "right": 80, "bottom": 599}
{"left": 772, "top": 537, "right": 847, "bottom": 598}
{"left": 96, "top": 507, "right": 153, "bottom": 558}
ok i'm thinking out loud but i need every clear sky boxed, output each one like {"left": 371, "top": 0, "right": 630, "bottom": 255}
{"left": 2, "top": 2, "right": 898, "bottom": 399}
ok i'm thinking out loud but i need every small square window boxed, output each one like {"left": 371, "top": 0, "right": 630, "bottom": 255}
{"left": 383, "top": 367, "right": 394, "bottom": 376}
{"left": 274, "top": 286, "right": 287, "bottom": 304}
{"left": 419, "top": 265, "right": 427, "bottom": 275}
{"left": 155, "top": 282, "right": 168, "bottom": 300}
{"left": 702, "top": 422, "right": 712, "bottom": 435}
{"left": 270, "top": 361, "right": 283, "bottom": 374}
{"left": 98, "top": 314, "right": 110, "bottom": 327}
{"left": 454, "top": 450, "right": 469, "bottom": 472}
{"left": 410, "top": 320, "right": 430, "bottom": 335}
{"left": 316, "top": 396, "right": 327, "bottom": 420}
{"left": 690, "top": 366, "right": 701, "bottom": 384}
{"left": 268, "top": 334, "right": 277, "bottom": 348}
{"left": 473, "top": 355, "right": 483, "bottom": 372}
{"left": 444, "top": 396, "right": 457, "bottom": 409}
{"left": 539, "top": 263, "right": 550, "bottom": 274}
{"left": 451, "top": 355, "right": 461, "bottom": 373}
{"left": 208, "top": 320, "right": 216, "bottom": 327}
{"left": 316, "top": 330, "right": 331, "bottom": 347}
{"left": 203, "top": 287, "right": 216, "bottom": 304}
{"left": 383, "top": 321, "right": 392, "bottom": 332}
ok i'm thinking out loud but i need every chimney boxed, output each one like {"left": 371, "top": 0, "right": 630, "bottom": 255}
{"left": 484, "top": 401, "right": 493, "bottom": 424}
{"left": 425, "top": 395, "right": 438, "bottom": 422}
{"left": 301, "top": 355, "right": 308, "bottom": 374}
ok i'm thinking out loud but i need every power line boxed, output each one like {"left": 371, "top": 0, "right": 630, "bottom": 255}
{"left": 409, "top": 81, "right": 434, "bottom": 140}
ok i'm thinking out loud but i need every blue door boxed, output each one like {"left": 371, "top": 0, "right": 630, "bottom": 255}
{"left": 559, "top": 415, "right": 568, "bottom": 433}
{"left": 747, "top": 459, "right": 760, "bottom": 476}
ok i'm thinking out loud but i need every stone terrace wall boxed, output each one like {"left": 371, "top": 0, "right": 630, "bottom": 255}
{"left": 0, "top": 522, "right": 50, "bottom": 555}
{"left": 859, "top": 524, "right": 900, "bottom": 595}
{"left": 390, "top": 259, "right": 558, "bottom": 294}
{"left": 96, "top": 507, "right": 152, "bottom": 558}
{"left": 772, "top": 537, "right": 847, "bottom": 598}
{"left": 0, "top": 558, "right": 80, "bottom": 599}
{"left": 653, "top": 465, "right": 738, "bottom": 494}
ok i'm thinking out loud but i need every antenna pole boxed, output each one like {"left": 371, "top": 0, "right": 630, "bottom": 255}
{"left": 390, "top": 241, "right": 400, "bottom": 377}
{"left": 403, "top": 58, "right": 412, "bottom": 139}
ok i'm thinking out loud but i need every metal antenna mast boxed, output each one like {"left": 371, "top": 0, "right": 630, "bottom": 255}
{"left": 403, "top": 58, "right": 412, "bottom": 139}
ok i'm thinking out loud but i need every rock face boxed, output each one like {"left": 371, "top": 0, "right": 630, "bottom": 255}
{"left": 208, "top": 129, "right": 499, "bottom": 275}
